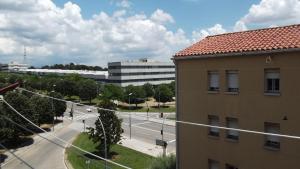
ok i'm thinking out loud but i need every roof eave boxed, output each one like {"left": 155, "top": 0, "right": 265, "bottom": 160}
{"left": 172, "top": 48, "right": 300, "bottom": 61}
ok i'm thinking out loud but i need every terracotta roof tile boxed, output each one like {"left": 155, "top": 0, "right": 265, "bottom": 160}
{"left": 174, "top": 24, "right": 300, "bottom": 58}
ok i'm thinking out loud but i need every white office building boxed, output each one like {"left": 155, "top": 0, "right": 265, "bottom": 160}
{"left": 107, "top": 59, "right": 175, "bottom": 87}
{"left": 8, "top": 61, "right": 29, "bottom": 71}
{"left": 19, "top": 69, "right": 108, "bottom": 82}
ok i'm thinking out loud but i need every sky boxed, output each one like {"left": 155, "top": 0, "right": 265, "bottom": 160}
{"left": 0, "top": 0, "right": 299, "bottom": 67}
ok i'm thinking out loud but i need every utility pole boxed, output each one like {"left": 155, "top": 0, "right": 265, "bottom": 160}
{"left": 82, "top": 119, "right": 86, "bottom": 132}
{"left": 51, "top": 98, "right": 55, "bottom": 132}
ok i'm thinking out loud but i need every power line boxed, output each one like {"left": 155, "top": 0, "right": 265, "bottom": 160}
{"left": 0, "top": 98, "right": 132, "bottom": 169}
{"left": 18, "top": 88, "right": 115, "bottom": 112}
{"left": 18, "top": 87, "right": 300, "bottom": 140}
{"left": 1, "top": 115, "right": 103, "bottom": 169}
{"left": 0, "top": 143, "right": 34, "bottom": 169}
{"left": 1, "top": 115, "right": 65, "bottom": 149}
{"left": 18, "top": 87, "right": 173, "bottom": 122}
{"left": 176, "top": 120, "right": 300, "bottom": 140}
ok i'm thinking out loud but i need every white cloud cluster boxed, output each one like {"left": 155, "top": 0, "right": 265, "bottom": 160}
{"left": 234, "top": 0, "right": 300, "bottom": 31}
{"left": 0, "top": 0, "right": 190, "bottom": 66}
{"left": 150, "top": 9, "right": 175, "bottom": 24}
{"left": 192, "top": 24, "right": 226, "bottom": 42}
{"left": 116, "top": 0, "right": 131, "bottom": 8}
{"left": 192, "top": 0, "right": 300, "bottom": 41}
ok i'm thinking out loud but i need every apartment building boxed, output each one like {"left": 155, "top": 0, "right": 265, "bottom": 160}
{"left": 107, "top": 59, "right": 175, "bottom": 87}
{"left": 173, "top": 24, "right": 300, "bottom": 169}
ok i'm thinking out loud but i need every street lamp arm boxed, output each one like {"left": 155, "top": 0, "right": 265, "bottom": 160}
{"left": 97, "top": 114, "right": 108, "bottom": 169}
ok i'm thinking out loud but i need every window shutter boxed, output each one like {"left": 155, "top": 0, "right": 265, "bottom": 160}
{"left": 266, "top": 125, "right": 280, "bottom": 142}
{"left": 210, "top": 73, "right": 219, "bottom": 88}
{"left": 227, "top": 71, "right": 238, "bottom": 89}
{"left": 228, "top": 119, "right": 239, "bottom": 136}
{"left": 210, "top": 117, "right": 219, "bottom": 133}
{"left": 266, "top": 72, "right": 279, "bottom": 79}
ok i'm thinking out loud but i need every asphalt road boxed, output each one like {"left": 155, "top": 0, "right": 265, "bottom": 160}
{"left": 2, "top": 103, "right": 176, "bottom": 169}
{"left": 73, "top": 104, "right": 176, "bottom": 153}
{"left": 2, "top": 119, "right": 79, "bottom": 169}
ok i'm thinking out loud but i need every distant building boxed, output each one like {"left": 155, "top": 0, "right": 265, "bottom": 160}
{"left": 174, "top": 24, "right": 300, "bottom": 169}
{"left": 8, "top": 61, "right": 29, "bottom": 71}
{"left": 107, "top": 59, "right": 175, "bottom": 87}
{"left": 0, "top": 63, "right": 8, "bottom": 72}
{"left": 19, "top": 69, "right": 108, "bottom": 82}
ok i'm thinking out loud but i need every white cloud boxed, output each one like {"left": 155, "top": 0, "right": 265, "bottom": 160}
{"left": 236, "top": 0, "right": 300, "bottom": 28}
{"left": 0, "top": 0, "right": 190, "bottom": 66}
{"left": 192, "top": 24, "right": 226, "bottom": 42}
{"left": 116, "top": 0, "right": 131, "bottom": 8}
{"left": 150, "top": 9, "right": 175, "bottom": 24}
{"left": 233, "top": 21, "right": 248, "bottom": 32}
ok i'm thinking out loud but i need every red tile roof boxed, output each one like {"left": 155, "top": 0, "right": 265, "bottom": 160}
{"left": 174, "top": 24, "right": 300, "bottom": 58}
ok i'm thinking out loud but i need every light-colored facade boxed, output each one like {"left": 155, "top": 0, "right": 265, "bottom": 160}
{"left": 19, "top": 69, "right": 108, "bottom": 82}
{"left": 174, "top": 25, "right": 300, "bottom": 169}
{"left": 8, "top": 61, "right": 29, "bottom": 71}
{"left": 107, "top": 59, "right": 175, "bottom": 87}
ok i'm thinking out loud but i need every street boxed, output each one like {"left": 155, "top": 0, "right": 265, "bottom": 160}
{"left": 2, "top": 103, "right": 176, "bottom": 169}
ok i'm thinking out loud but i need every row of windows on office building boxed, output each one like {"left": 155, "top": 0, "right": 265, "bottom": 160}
{"left": 208, "top": 69, "right": 280, "bottom": 94}
{"left": 208, "top": 115, "right": 280, "bottom": 149}
{"left": 108, "top": 65, "right": 175, "bottom": 69}
{"left": 106, "top": 77, "right": 175, "bottom": 83}
{"left": 109, "top": 71, "right": 175, "bottom": 76}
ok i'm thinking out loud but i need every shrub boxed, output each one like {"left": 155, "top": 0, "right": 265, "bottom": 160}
{"left": 148, "top": 154, "right": 176, "bottom": 169}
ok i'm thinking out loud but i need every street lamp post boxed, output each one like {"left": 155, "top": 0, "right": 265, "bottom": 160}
{"left": 97, "top": 116, "right": 107, "bottom": 169}
{"left": 128, "top": 93, "right": 132, "bottom": 139}
{"left": 51, "top": 95, "right": 55, "bottom": 132}
{"left": 161, "top": 113, "right": 171, "bottom": 157}
{"left": 51, "top": 84, "right": 56, "bottom": 132}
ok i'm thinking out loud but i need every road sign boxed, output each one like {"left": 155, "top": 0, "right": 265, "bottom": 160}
{"left": 156, "top": 139, "right": 167, "bottom": 147}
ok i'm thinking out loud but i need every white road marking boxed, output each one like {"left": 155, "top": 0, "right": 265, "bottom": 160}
{"left": 123, "top": 123, "right": 175, "bottom": 136}
{"left": 167, "top": 139, "right": 176, "bottom": 143}
{"left": 132, "top": 121, "right": 152, "bottom": 127}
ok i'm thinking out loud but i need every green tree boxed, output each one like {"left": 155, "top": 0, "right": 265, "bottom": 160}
{"left": 154, "top": 85, "right": 173, "bottom": 105}
{"left": 98, "top": 99, "right": 117, "bottom": 110}
{"left": 49, "top": 92, "right": 67, "bottom": 118}
{"left": 124, "top": 85, "right": 146, "bottom": 107}
{"left": 54, "top": 79, "right": 77, "bottom": 97}
{"left": 88, "top": 102, "right": 123, "bottom": 157}
{"left": 29, "top": 95, "right": 53, "bottom": 125}
{"left": 1, "top": 92, "right": 34, "bottom": 141}
{"left": 148, "top": 154, "right": 176, "bottom": 169}
{"left": 78, "top": 80, "right": 98, "bottom": 103}
{"left": 143, "top": 83, "right": 154, "bottom": 98}
{"left": 101, "top": 84, "right": 124, "bottom": 101}
{"left": 168, "top": 81, "right": 175, "bottom": 97}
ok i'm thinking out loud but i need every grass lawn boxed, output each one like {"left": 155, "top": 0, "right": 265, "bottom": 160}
{"left": 67, "top": 133, "right": 154, "bottom": 169}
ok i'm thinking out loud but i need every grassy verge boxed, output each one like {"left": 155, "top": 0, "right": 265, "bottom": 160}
{"left": 117, "top": 106, "right": 176, "bottom": 113}
{"left": 66, "top": 133, "right": 154, "bottom": 169}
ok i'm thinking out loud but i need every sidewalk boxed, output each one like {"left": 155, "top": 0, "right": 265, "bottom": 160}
{"left": 1, "top": 118, "right": 72, "bottom": 168}
{"left": 119, "top": 135, "right": 176, "bottom": 157}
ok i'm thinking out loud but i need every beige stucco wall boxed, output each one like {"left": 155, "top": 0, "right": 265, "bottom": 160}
{"left": 175, "top": 51, "right": 300, "bottom": 169}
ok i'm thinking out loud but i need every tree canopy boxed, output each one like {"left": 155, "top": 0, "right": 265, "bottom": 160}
{"left": 88, "top": 105, "right": 123, "bottom": 157}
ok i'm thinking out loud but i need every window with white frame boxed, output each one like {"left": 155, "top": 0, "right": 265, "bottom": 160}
{"left": 226, "top": 70, "right": 239, "bottom": 92}
{"left": 208, "top": 115, "right": 219, "bottom": 137}
{"left": 226, "top": 117, "right": 239, "bottom": 140}
{"left": 208, "top": 71, "right": 220, "bottom": 91}
{"left": 208, "top": 159, "right": 220, "bottom": 169}
{"left": 265, "top": 69, "right": 280, "bottom": 93}
{"left": 264, "top": 122, "right": 280, "bottom": 149}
